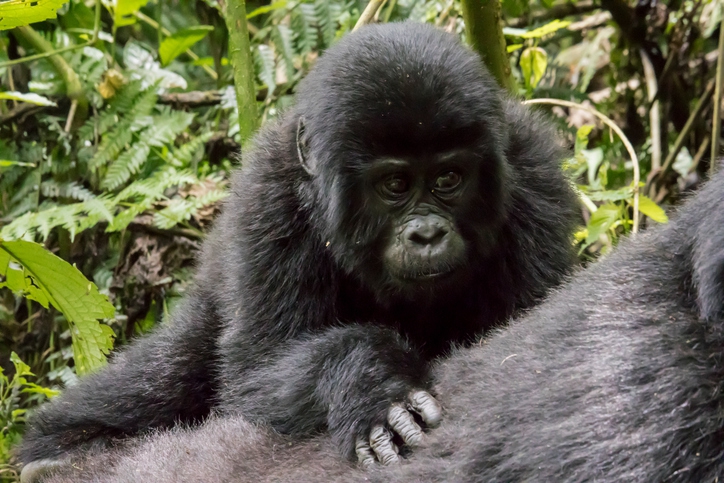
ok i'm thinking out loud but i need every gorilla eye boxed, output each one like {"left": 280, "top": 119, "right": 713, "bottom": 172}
{"left": 381, "top": 175, "right": 410, "bottom": 197}
{"left": 433, "top": 171, "right": 462, "bottom": 193}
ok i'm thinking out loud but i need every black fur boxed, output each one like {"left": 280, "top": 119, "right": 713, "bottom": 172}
{"left": 20, "top": 22, "right": 576, "bottom": 463}
{"left": 41, "top": 167, "right": 724, "bottom": 483}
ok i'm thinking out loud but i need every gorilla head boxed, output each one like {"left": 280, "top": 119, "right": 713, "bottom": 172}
{"left": 295, "top": 23, "right": 509, "bottom": 298}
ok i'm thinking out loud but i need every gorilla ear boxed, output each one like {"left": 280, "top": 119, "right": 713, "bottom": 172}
{"left": 694, "top": 237, "right": 724, "bottom": 321}
{"left": 296, "top": 116, "right": 315, "bottom": 176}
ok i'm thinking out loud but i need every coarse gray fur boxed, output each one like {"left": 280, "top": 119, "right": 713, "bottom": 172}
{"left": 40, "top": 169, "right": 724, "bottom": 482}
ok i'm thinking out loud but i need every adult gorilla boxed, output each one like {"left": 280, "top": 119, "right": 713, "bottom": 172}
{"left": 20, "top": 21, "right": 577, "bottom": 470}
{"left": 36, "top": 168, "right": 724, "bottom": 483}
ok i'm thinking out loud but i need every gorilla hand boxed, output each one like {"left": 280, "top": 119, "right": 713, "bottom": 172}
{"left": 356, "top": 391, "right": 442, "bottom": 466}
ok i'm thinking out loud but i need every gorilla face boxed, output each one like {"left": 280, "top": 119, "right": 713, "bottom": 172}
{"left": 367, "top": 151, "right": 480, "bottom": 287}
{"left": 298, "top": 118, "right": 508, "bottom": 297}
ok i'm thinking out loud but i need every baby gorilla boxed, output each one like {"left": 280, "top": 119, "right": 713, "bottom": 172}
{"left": 36, "top": 169, "right": 724, "bottom": 483}
{"left": 20, "top": 21, "right": 577, "bottom": 473}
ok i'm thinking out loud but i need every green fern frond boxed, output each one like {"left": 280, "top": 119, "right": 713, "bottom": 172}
{"left": 115, "top": 168, "right": 196, "bottom": 203}
{"left": 101, "top": 143, "right": 152, "bottom": 190}
{"left": 153, "top": 189, "right": 228, "bottom": 229}
{"left": 167, "top": 132, "right": 213, "bottom": 168}
{"left": 254, "top": 45, "right": 277, "bottom": 98}
{"left": 0, "top": 197, "right": 117, "bottom": 242}
{"left": 78, "top": 81, "right": 146, "bottom": 144}
{"left": 112, "top": 81, "right": 145, "bottom": 112}
{"left": 144, "top": 112, "right": 195, "bottom": 148}
{"left": 125, "top": 85, "right": 159, "bottom": 120}
{"left": 293, "top": 3, "right": 318, "bottom": 55}
{"left": 314, "top": 0, "right": 335, "bottom": 48}
{"left": 107, "top": 204, "right": 149, "bottom": 232}
{"left": 271, "top": 25, "right": 295, "bottom": 79}
{"left": 90, "top": 119, "right": 134, "bottom": 170}
{"left": 41, "top": 181, "right": 95, "bottom": 201}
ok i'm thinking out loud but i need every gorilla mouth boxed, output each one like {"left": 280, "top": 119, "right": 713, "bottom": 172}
{"left": 399, "top": 267, "right": 456, "bottom": 283}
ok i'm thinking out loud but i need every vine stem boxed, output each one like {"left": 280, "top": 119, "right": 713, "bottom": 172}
{"left": 710, "top": 19, "right": 724, "bottom": 175}
{"left": 523, "top": 98, "right": 640, "bottom": 234}
{"left": 354, "top": 0, "right": 386, "bottom": 30}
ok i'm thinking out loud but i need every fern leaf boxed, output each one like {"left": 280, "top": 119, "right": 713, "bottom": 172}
{"left": 254, "top": 45, "right": 277, "bottom": 98}
{"left": 102, "top": 143, "right": 151, "bottom": 190}
{"left": 144, "top": 111, "right": 195, "bottom": 148}
{"left": 167, "top": 132, "right": 213, "bottom": 167}
{"left": 153, "top": 189, "right": 228, "bottom": 229}
{"left": 272, "top": 25, "right": 295, "bottom": 80}
{"left": 314, "top": 0, "right": 335, "bottom": 48}
{"left": 293, "top": 3, "right": 318, "bottom": 54}
{"left": 41, "top": 181, "right": 95, "bottom": 201}
{"left": 90, "top": 119, "right": 134, "bottom": 170}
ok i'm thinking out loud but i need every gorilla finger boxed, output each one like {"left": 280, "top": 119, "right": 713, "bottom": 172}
{"left": 388, "top": 404, "right": 424, "bottom": 447}
{"left": 355, "top": 436, "right": 376, "bottom": 468}
{"left": 369, "top": 425, "right": 400, "bottom": 465}
{"left": 409, "top": 390, "right": 443, "bottom": 427}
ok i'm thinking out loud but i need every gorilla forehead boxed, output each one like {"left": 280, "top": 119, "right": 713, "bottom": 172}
{"left": 296, "top": 22, "right": 504, "bottom": 158}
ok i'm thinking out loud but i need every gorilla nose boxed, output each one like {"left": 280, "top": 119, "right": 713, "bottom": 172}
{"left": 405, "top": 216, "right": 449, "bottom": 249}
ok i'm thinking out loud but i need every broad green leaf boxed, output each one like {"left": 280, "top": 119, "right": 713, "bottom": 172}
{"left": 22, "top": 382, "right": 60, "bottom": 398}
{"left": 583, "top": 186, "right": 632, "bottom": 202}
{"left": 0, "top": 240, "right": 115, "bottom": 375}
{"left": 520, "top": 47, "right": 547, "bottom": 90}
{"left": 0, "top": 0, "right": 66, "bottom": 30}
{"left": 159, "top": 25, "right": 214, "bottom": 66}
{"left": 520, "top": 19, "right": 571, "bottom": 39}
{"left": 0, "top": 160, "right": 35, "bottom": 169}
{"left": 246, "top": 0, "right": 286, "bottom": 19}
{"left": 0, "top": 91, "right": 57, "bottom": 106}
{"left": 585, "top": 203, "right": 621, "bottom": 245}
{"left": 113, "top": 0, "right": 150, "bottom": 26}
{"left": 638, "top": 195, "right": 668, "bottom": 224}
{"left": 574, "top": 125, "right": 594, "bottom": 153}
{"left": 506, "top": 43, "right": 523, "bottom": 53}
{"left": 10, "top": 351, "right": 33, "bottom": 377}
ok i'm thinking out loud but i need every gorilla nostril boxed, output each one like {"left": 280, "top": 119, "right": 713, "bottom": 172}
{"left": 407, "top": 225, "right": 448, "bottom": 247}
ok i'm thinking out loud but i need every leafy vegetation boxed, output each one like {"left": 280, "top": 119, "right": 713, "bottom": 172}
{"left": 0, "top": 0, "right": 722, "bottom": 477}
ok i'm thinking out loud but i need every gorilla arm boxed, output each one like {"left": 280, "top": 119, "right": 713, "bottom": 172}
{"left": 219, "top": 325, "right": 441, "bottom": 463}
{"left": 19, "top": 291, "right": 222, "bottom": 463}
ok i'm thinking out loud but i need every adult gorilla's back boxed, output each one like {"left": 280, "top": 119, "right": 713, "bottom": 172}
{"left": 42, "top": 169, "right": 724, "bottom": 482}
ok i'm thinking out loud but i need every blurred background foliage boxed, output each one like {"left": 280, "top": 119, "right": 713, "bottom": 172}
{"left": 0, "top": 0, "right": 722, "bottom": 479}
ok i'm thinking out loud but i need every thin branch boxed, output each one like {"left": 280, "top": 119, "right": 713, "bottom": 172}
{"left": 159, "top": 91, "right": 223, "bottom": 107}
{"left": 523, "top": 98, "right": 641, "bottom": 233}
{"left": 354, "top": 0, "right": 386, "bottom": 30}
{"left": 0, "top": 103, "right": 45, "bottom": 125}
{"left": 711, "top": 21, "right": 724, "bottom": 175}
{"left": 690, "top": 134, "right": 711, "bottom": 174}
{"left": 655, "top": 80, "right": 715, "bottom": 183}
{"left": 64, "top": 100, "right": 78, "bottom": 133}
{"left": 127, "top": 222, "right": 204, "bottom": 241}
{"left": 640, "top": 50, "right": 661, "bottom": 171}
